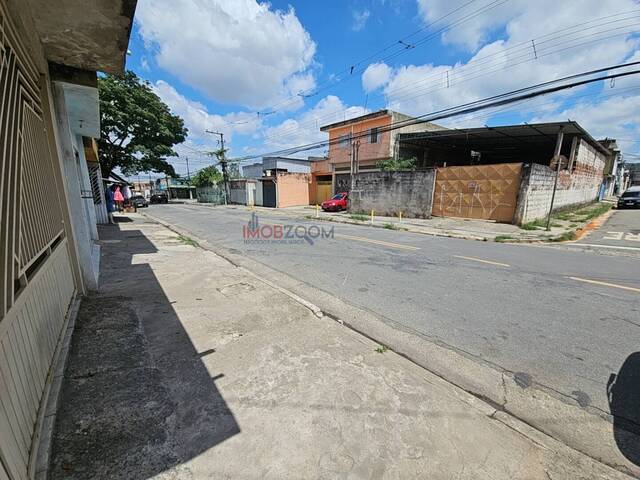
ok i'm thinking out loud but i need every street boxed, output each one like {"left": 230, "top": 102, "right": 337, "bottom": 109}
{"left": 576, "top": 208, "right": 640, "bottom": 251}
{"left": 147, "top": 204, "right": 639, "bottom": 421}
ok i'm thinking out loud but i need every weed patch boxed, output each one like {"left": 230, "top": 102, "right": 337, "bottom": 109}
{"left": 494, "top": 235, "right": 514, "bottom": 242}
{"left": 177, "top": 234, "right": 199, "bottom": 248}
{"left": 375, "top": 345, "right": 388, "bottom": 354}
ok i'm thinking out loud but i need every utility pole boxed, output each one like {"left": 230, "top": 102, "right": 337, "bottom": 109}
{"left": 205, "top": 130, "right": 229, "bottom": 199}
{"left": 350, "top": 139, "right": 360, "bottom": 192}
{"left": 545, "top": 127, "right": 565, "bottom": 230}
{"left": 186, "top": 157, "right": 191, "bottom": 182}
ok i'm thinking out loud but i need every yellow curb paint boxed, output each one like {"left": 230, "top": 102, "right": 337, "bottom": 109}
{"left": 453, "top": 255, "right": 510, "bottom": 267}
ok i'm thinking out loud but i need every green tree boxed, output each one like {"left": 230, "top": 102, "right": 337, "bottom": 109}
{"left": 376, "top": 157, "right": 417, "bottom": 171}
{"left": 98, "top": 71, "right": 187, "bottom": 179}
{"left": 191, "top": 165, "right": 223, "bottom": 188}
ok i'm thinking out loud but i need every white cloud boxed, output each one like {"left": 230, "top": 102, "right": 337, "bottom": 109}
{"left": 352, "top": 9, "right": 371, "bottom": 32}
{"left": 153, "top": 80, "right": 262, "bottom": 147}
{"left": 416, "top": 0, "right": 639, "bottom": 52}
{"left": 136, "top": 0, "right": 316, "bottom": 110}
{"left": 530, "top": 89, "right": 640, "bottom": 154}
{"left": 259, "top": 95, "right": 368, "bottom": 155}
{"left": 362, "top": 2, "right": 639, "bottom": 124}
{"left": 362, "top": 62, "right": 392, "bottom": 92}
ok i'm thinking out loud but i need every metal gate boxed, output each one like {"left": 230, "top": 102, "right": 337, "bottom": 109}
{"left": 262, "top": 180, "right": 276, "bottom": 207}
{"left": 316, "top": 181, "right": 332, "bottom": 204}
{"left": 432, "top": 163, "right": 522, "bottom": 222}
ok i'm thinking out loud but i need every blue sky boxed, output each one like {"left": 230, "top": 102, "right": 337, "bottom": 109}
{"left": 126, "top": 0, "right": 640, "bottom": 177}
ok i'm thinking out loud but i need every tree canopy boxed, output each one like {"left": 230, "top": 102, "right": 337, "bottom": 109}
{"left": 191, "top": 166, "right": 223, "bottom": 188}
{"left": 376, "top": 157, "right": 417, "bottom": 171}
{"left": 98, "top": 71, "right": 187, "bottom": 179}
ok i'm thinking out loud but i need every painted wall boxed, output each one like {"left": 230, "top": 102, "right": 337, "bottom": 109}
{"left": 349, "top": 170, "right": 436, "bottom": 218}
{"left": 514, "top": 140, "right": 606, "bottom": 224}
{"left": 276, "top": 173, "right": 310, "bottom": 208}
{"left": 52, "top": 83, "right": 100, "bottom": 291}
{"left": 242, "top": 162, "right": 263, "bottom": 178}
{"left": 326, "top": 114, "right": 393, "bottom": 167}
{"left": 243, "top": 158, "right": 312, "bottom": 178}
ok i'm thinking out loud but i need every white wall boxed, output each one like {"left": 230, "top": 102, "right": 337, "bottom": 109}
{"left": 515, "top": 140, "right": 605, "bottom": 224}
{"left": 51, "top": 83, "right": 100, "bottom": 290}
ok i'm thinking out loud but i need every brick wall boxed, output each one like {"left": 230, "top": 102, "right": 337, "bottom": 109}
{"left": 277, "top": 173, "right": 310, "bottom": 207}
{"left": 349, "top": 170, "right": 436, "bottom": 218}
{"left": 514, "top": 140, "right": 605, "bottom": 224}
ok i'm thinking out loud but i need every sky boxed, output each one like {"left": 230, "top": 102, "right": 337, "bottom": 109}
{"left": 126, "top": 0, "right": 640, "bottom": 178}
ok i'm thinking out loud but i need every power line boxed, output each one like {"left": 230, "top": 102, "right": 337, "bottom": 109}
{"left": 260, "top": 11, "right": 640, "bottom": 143}
{"left": 224, "top": 61, "right": 640, "bottom": 164}
{"left": 255, "top": 0, "right": 509, "bottom": 116}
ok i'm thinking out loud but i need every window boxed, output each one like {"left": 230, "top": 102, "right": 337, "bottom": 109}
{"left": 370, "top": 127, "right": 378, "bottom": 144}
{"left": 339, "top": 133, "right": 351, "bottom": 149}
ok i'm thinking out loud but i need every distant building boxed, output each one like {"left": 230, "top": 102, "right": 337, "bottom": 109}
{"left": 242, "top": 156, "right": 314, "bottom": 178}
{"left": 318, "top": 109, "right": 442, "bottom": 194}
{"left": 155, "top": 177, "right": 196, "bottom": 200}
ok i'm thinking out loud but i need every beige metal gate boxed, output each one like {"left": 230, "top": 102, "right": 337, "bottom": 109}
{"left": 1, "top": 2, "right": 76, "bottom": 479}
{"left": 315, "top": 181, "right": 332, "bottom": 204}
{"left": 432, "top": 163, "right": 522, "bottom": 222}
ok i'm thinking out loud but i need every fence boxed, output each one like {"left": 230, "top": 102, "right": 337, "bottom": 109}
{"left": 350, "top": 170, "right": 436, "bottom": 218}
{"left": 432, "top": 163, "right": 522, "bottom": 222}
{"left": 196, "top": 186, "right": 227, "bottom": 205}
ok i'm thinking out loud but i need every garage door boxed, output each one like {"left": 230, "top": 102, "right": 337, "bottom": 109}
{"left": 316, "top": 181, "right": 332, "bottom": 204}
{"left": 432, "top": 163, "right": 522, "bottom": 222}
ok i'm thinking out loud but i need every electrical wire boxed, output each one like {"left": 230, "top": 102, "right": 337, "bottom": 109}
{"left": 260, "top": 12, "right": 640, "bottom": 143}
{"left": 221, "top": 62, "right": 640, "bottom": 164}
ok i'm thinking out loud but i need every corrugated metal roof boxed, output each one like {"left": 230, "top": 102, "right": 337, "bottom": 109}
{"left": 399, "top": 121, "right": 610, "bottom": 155}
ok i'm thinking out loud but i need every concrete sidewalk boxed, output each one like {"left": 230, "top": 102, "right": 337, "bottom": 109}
{"left": 48, "top": 214, "right": 629, "bottom": 479}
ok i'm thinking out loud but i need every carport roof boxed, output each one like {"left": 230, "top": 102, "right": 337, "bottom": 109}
{"left": 398, "top": 121, "right": 610, "bottom": 156}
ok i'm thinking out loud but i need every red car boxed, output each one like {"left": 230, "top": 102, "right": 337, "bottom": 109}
{"left": 321, "top": 192, "right": 348, "bottom": 212}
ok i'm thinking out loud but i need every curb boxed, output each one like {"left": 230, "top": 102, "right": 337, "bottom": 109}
{"left": 33, "top": 296, "right": 81, "bottom": 480}
{"left": 139, "top": 210, "right": 636, "bottom": 478}
{"left": 572, "top": 207, "right": 616, "bottom": 242}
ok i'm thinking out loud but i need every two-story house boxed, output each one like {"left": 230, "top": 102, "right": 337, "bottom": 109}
{"left": 318, "top": 109, "right": 442, "bottom": 193}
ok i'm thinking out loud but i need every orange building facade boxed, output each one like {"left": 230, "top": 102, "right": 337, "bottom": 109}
{"left": 312, "top": 110, "right": 442, "bottom": 199}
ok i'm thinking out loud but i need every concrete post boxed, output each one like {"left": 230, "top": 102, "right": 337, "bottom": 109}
{"left": 545, "top": 128, "right": 565, "bottom": 230}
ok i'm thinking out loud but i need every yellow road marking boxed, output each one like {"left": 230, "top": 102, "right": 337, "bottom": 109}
{"left": 453, "top": 255, "right": 510, "bottom": 267}
{"left": 335, "top": 233, "right": 420, "bottom": 251}
{"left": 568, "top": 277, "right": 640, "bottom": 294}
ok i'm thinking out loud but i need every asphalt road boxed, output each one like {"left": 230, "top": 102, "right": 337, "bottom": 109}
{"left": 576, "top": 208, "right": 640, "bottom": 250}
{"left": 146, "top": 203, "right": 640, "bottom": 417}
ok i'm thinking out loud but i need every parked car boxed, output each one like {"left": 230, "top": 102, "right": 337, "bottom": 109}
{"left": 321, "top": 192, "right": 348, "bottom": 212}
{"left": 617, "top": 187, "right": 640, "bottom": 209}
{"left": 150, "top": 192, "right": 169, "bottom": 204}
{"left": 130, "top": 195, "right": 149, "bottom": 208}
